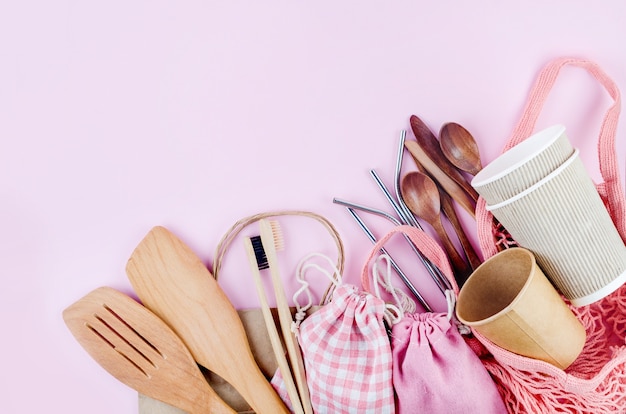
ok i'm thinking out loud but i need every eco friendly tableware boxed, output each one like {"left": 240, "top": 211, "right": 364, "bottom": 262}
{"left": 439, "top": 122, "right": 483, "bottom": 176}
{"left": 410, "top": 115, "right": 479, "bottom": 202}
{"left": 486, "top": 150, "right": 626, "bottom": 306}
{"left": 332, "top": 197, "right": 434, "bottom": 311}
{"left": 126, "top": 226, "right": 290, "bottom": 414}
{"left": 401, "top": 129, "right": 482, "bottom": 271}
{"left": 404, "top": 139, "right": 476, "bottom": 218}
{"left": 63, "top": 286, "right": 235, "bottom": 414}
{"left": 401, "top": 171, "right": 472, "bottom": 285}
{"left": 472, "top": 124, "right": 574, "bottom": 205}
{"left": 456, "top": 248, "right": 586, "bottom": 369}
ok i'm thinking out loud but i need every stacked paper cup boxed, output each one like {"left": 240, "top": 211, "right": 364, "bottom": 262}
{"left": 472, "top": 125, "right": 626, "bottom": 306}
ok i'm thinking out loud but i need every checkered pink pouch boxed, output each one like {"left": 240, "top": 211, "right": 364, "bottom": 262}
{"left": 295, "top": 283, "right": 394, "bottom": 413}
{"left": 274, "top": 252, "right": 394, "bottom": 414}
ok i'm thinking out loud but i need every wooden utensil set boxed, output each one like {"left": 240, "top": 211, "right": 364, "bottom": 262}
{"left": 64, "top": 115, "right": 483, "bottom": 413}
{"left": 64, "top": 226, "right": 294, "bottom": 414}
{"left": 334, "top": 116, "right": 483, "bottom": 304}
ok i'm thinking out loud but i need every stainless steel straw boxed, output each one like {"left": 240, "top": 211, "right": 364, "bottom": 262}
{"left": 334, "top": 197, "right": 447, "bottom": 296}
{"left": 369, "top": 169, "right": 450, "bottom": 293}
{"left": 394, "top": 130, "right": 422, "bottom": 228}
{"left": 343, "top": 206, "right": 432, "bottom": 312}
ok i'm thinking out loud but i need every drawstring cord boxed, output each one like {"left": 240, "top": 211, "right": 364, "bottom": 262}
{"left": 292, "top": 252, "right": 342, "bottom": 332}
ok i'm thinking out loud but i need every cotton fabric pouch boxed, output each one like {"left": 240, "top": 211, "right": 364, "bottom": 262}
{"left": 361, "top": 226, "right": 507, "bottom": 414}
{"left": 289, "top": 252, "right": 396, "bottom": 414}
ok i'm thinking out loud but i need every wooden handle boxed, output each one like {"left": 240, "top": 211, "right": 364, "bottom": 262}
{"left": 259, "top": 220, "right": 314, "bottom": 414}
{"left": 243, "top": 236, "right": 304, "bottom": 414}
{"left": 431, "top": 217, "right": 472, "bottom": 286}
{"left": 439, "top": 190, "right": 483, "bottom": 271}
{"left": 126, "top": 226, "right": 289, "bottom": 414}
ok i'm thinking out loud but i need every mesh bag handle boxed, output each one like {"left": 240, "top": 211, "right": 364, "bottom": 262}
{"left": 359, "top": 224, "right": 457, "bottom": 295}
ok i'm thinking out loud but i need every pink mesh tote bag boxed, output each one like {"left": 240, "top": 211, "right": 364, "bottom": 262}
{"left": 474, "top": 57, "right": 626, "bottom": 413}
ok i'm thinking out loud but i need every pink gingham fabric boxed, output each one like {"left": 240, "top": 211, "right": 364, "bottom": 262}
{"left": 295, "top": 283, "right": 394, "bottom": 414}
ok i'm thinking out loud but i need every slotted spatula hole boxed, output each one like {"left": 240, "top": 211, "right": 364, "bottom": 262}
{"left": 91, "top": 312, "right": 157, "bottom": 369}
{"left": 86, "top": 323, "right": 115, "bottom": 348}
{"left": 116, "top": 349, "right": 151, "bottom": 378}
{"left": 103, "top": 304, "right": 163, "bottom": 358}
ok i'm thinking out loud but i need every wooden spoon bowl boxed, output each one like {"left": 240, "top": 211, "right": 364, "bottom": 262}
{"left": 439, "top": 122, "right": 483, "bottom": 176}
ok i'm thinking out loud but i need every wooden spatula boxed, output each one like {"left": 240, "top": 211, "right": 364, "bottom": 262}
{"left": 62, "top": 286, "right": 235, "bottom": 414}
{"left": 125, "top": 226, "right": 289, "bottom": 414}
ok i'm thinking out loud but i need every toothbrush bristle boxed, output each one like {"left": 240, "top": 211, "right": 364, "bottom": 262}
{"left": 250, "top": 236, "right": 269, "bottom": 270}
{"left": 268, "top": 220, "right": 285, "bottom": 251}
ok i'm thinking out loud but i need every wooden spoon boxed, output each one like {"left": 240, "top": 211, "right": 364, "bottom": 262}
{"left": 62, "top": 286, "right": 235, "bottom": 414}
{"left": 126, "top": 226, "right": 289, "bottom": 414}
{"left": 410, "top": 155, "right": 483, "bottom": 271}
{"left": 401, "top": 172, "right": 472, "bottom": 286}
{"left": 410, "top": 115, "right": 479, "bottom": 202}
{"left": 439, "top": 122, "right": 483, "bottom": 176}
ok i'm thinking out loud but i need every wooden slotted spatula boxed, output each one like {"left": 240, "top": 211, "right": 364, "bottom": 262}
{"left": 126, "top": 226, "right": 290, "bottom": 414}
{"left": 62, "top": 286, "right": 235, "bottom": 414}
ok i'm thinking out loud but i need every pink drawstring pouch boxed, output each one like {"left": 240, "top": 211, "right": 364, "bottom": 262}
{"left": 289, "top": 253, "right": 396, "bottom": 414}
{"left": 362, "top": 227, "right": 507, "bottom": 414}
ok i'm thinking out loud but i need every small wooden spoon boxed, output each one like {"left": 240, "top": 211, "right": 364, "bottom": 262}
{"left": 63, "top": 286, "right": 235, "bottom": 414}
{"left": 401, "top": 171, "right": 472, "bottom": 285}
{"left": 439, "top": 122, "right": 483, "bottom": 176}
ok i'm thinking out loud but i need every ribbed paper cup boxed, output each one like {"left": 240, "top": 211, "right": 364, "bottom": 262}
{"left": 456, "top": 247, "right": 586, "bottom": 369}
{"left": 472, "top": 125, "right": 574, "bottom": 205}
{"left": 487, "top": 149, "right": 626, "bottom": 306}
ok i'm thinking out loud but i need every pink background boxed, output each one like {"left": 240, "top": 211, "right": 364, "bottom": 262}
{"left": 2, "top": 1, "right": 626, "bottom": 412}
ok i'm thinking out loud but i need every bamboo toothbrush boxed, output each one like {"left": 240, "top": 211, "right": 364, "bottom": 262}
{"left": 244, "top": 235, "right": 304, "bottom": 414}
{"left": 258, "top": 219, "right": 314, "bottom": 414}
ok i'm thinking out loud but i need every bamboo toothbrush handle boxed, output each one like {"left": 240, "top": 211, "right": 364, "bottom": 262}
{"left": 244, "top": 237, "right": 304, "bottom": 414}
{"left": 259, "top": 220, "right": 314, "bottom": 414}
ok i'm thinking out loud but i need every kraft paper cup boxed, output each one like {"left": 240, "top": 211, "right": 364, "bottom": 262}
{"left": 487, "top": 149, "right": 626, "bottom": 306}
{"left": 472, "top": 125, "right": 574, "bottom": 205}
{"left": 456, "top": 247, "right": 586, "bottom": 369}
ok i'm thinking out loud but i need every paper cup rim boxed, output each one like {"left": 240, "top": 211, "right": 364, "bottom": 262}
{"left": 485, "top": 148, "right": 580, "bottom": 211}
{"left": 456, "top": 248, "right": 538, "bottom": 326}
{"left": 472, "top": 124, "right": 567, "bottom": 187}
